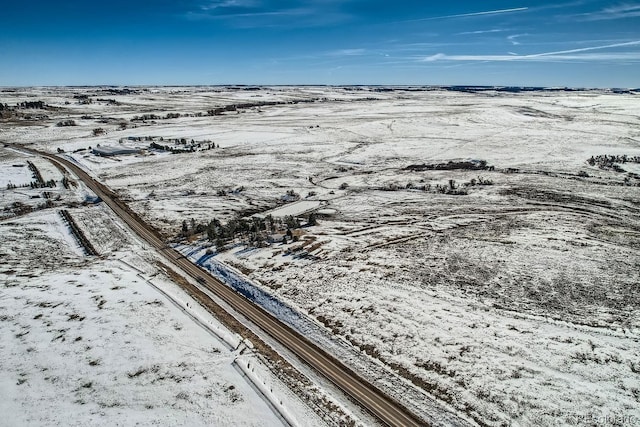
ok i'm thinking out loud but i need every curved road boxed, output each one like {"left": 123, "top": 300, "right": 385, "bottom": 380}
{"left": 18, "top": 147, "right": 428, "bottom": 427}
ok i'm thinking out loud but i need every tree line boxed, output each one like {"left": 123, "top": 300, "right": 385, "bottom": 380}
{"left": 588, "top": 154, "right": 640, "bottom": 172}
{"left": 379, "top": 176, "right": 494, "bottom": 195}
{"left": 180, "top": 213, "right": 317, "bottom": 250}
{"left": 0, "top": 100, "right": 46, "bottom": 110}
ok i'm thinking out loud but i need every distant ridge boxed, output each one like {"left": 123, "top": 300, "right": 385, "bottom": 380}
{"left": 1, "top": 85, "right": 637, "bottom": 93}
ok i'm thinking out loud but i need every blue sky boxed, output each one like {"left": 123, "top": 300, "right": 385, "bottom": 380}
{"left": 1, "top": 1, "right": 639, "bottom": 87}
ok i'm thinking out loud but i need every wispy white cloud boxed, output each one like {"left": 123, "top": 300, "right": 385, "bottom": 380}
{"left": 327, "top": 48, "right": 367, "bottom": 57}
{"left": 391, "top": 42, "right": 464, "bottom": 50}
{"left": 529, "top": 0, "right": 592, "bottom": 12}
{"left": 457, "top": 29, "right": 509, "bottom": 35}
{"left": 200, "top": 0, "right": 258, "bottom": 11}
{"left": 194, "top": 8, "right": 309, "bottom": 19}
{"left": 403, "top": 7, "right": 529, "bottom": 23}
{"left": 187, "top": 0, "right": 351, "bottom": 27}
{"left": 423, "top": 40, "right": 640, "bottom": 62}
{"left": 423, "top": 53, "right": 448, "bottom": 62}
{"left": 570, "top": 3, "right": 640, "bottom": 21}
{"left": 507, "top": 34, "right": 528, "bottom": 45}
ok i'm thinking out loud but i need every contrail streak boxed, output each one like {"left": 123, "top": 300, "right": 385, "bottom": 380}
{"left": 406, "top": 7, "right": 529, "bottom": 22}
{"left": 422, "top": 40, "right": 640, "bottom": 62}
{"left": 530, "top": 40, "right": 640, "bottom": 57}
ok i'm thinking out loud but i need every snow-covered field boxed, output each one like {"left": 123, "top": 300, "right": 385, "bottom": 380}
{"left": 0, "top": 147, "right": 326, "bottom": 426}
{"left": 2, "top": 86, "right": 640, "bottom": 426}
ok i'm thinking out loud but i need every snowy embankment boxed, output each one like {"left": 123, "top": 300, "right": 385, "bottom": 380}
{"left": 173, "top": 242, "right": 474, "bottom": 426}
{"left": 172, "top": 243, "right": 368, "bottom": 361}
{"left": 173, "top": 243, "right": 314, "bottom": 334}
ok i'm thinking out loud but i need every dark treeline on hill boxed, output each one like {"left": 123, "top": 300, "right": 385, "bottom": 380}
{"left": 206, "top": 99, "right": 319, "bottom": 116}
{"left": 1, "top": 100, "right": 46, "bottom": 110}
{"left": 150, "top": 141, "right": 200, "bottom": 153}
{"left": 405, "top": 160, "right": 494, "bottom": 172}
{"left": 588, "top": 154, "right": 640, "bottom": 171}
{"left": 18, "top": 101, "right": 46, "bottom": 109}
{"left": 97, "top": 88, "right": 140, "bottom": 95}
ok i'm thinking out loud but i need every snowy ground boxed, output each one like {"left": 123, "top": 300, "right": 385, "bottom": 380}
{"left": 0, "top": 147, "right": 326, "bottom": 427}
{"left": 3, "top": 86, "right": 640, "bottom": 426}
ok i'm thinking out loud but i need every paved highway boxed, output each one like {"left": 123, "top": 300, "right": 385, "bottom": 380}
{"left": 21, "top": 146, "right": 427, "bottom": 427}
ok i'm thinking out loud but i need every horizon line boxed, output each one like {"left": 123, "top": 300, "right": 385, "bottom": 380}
{"left": 2, "top": 84, "right": 639, "bottom": 91}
